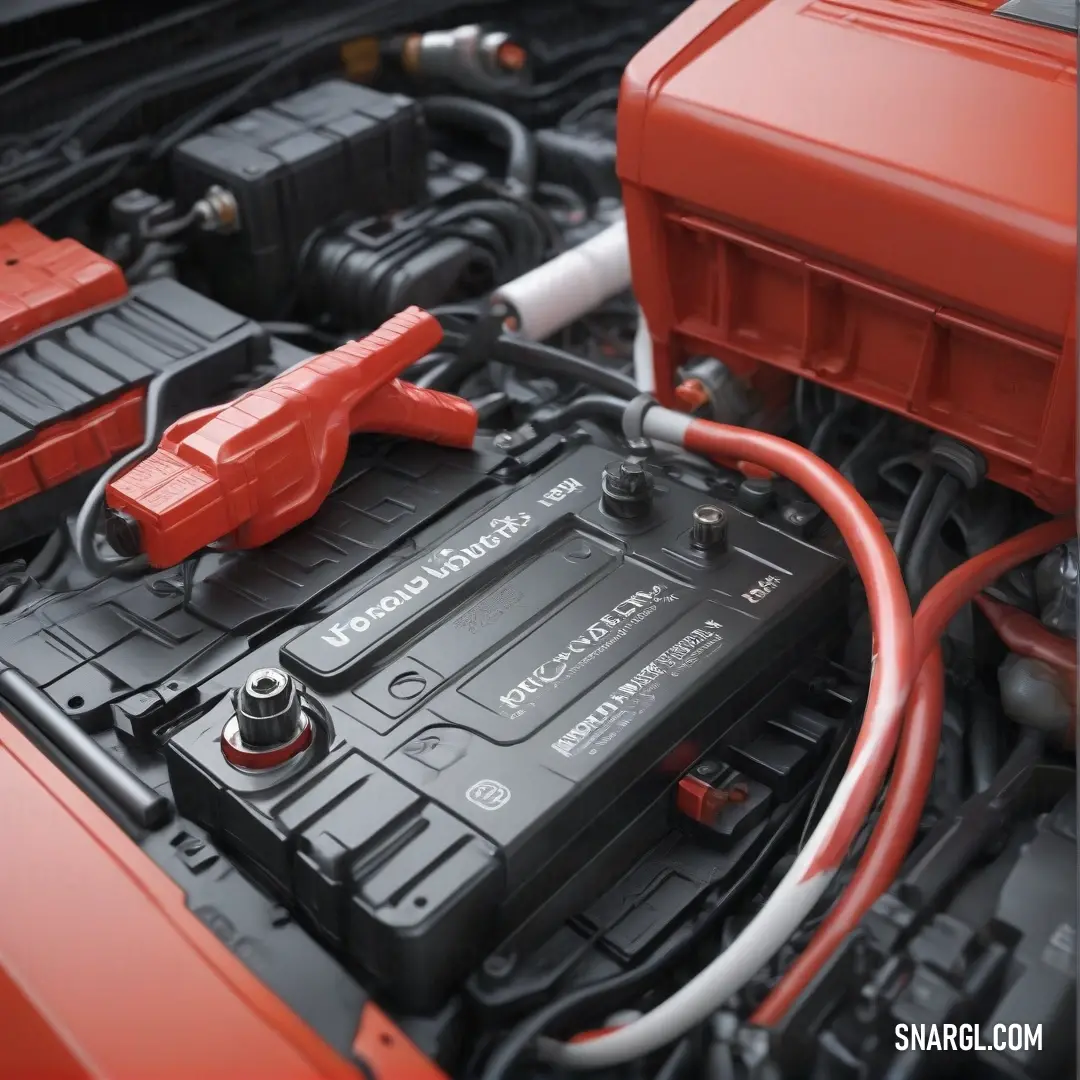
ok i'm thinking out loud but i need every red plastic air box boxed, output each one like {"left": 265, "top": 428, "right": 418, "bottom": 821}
{"left": 619, "top": 0, "right": 1076, "bottom": 512}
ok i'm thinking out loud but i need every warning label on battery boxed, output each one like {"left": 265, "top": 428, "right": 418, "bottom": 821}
{"left": 550, "top": 618, "right": 729, "bottom": 760}
{"left": 460, "top": 564, "right": 689, "bottom": 725}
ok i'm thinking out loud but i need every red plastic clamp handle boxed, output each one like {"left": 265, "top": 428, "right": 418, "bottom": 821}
{"left": 106, "top": 307, "right": 477, "bottom": 568}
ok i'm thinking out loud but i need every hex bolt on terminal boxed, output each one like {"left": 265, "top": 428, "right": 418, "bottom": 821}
{"left": 690, "top": 504, "right": 729, "bottom": 552}
{"left": 601, "top": 460, "right": 655, "bottom": 520}
{"left": 221, "top": 667, "right": 313, "bottom": 770}
{"left": 237, "top": 668, "right": 301, "bottom": 747}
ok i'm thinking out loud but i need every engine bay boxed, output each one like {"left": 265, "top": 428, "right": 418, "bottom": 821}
{"left": 0, "top": 3, "right": 1075, "bottom": 1079}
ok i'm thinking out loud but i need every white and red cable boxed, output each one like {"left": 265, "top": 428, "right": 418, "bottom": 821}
{"left": 751, "top": 514, "right": 1074, "bottom": 1025}
{"left": 539, "top": 407, "right": 1072, "bottom": 1071}
{"left": 540, "top": 407, "right": 917, "bottom": 1069}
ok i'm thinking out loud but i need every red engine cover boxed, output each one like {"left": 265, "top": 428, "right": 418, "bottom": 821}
{"left": 619, "top": 0, "right": 1076, "bottom": 512}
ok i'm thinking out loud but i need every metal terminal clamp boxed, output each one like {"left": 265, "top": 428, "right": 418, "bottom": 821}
{"left": 221, "top": 668, "right": 315, "bottom": 771}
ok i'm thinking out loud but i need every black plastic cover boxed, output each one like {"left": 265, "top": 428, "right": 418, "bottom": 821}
{"left": 995, "top": 0, "right": 1078, "bottom": 32}
{"left": 0, "top": 276, "right": 260, "bottom": 456}
{"left": 301, "top": 156, "right": 502, "bottom": 327}
{"left": 468, "top": 676, "right": 859, "bottom": 1017}
{"left": 535, "top": 128, "right": 620, "bottom": 202}
{"left": 165, "top": 443, "right": 848, "bottom": 1010}
{"left": 0, "top": 440, "right": 499, "bottom": 729}
{"left": 172, "top": 80, "right": 428, "bottom": 317}
{"left": 0, "top": 277, "right": 268, "bottom": 545}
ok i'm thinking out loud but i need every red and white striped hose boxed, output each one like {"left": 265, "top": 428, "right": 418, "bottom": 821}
{"left": 752, "top": 516, "right": 1075, "bottom": 1025}
{"left": 540, "top": 408, "right": 917, "bottom": 1070}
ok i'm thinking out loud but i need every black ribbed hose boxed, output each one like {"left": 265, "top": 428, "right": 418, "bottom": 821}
{"left": 423, "top": 96, "right": 538, "bottom": 196}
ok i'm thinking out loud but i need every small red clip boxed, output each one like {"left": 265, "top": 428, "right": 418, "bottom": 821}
{"left": 676, "top": 774, "right": 749, "bottom": 826}
{"left": 106, "top": 307, "right": 478, "bottom": 568}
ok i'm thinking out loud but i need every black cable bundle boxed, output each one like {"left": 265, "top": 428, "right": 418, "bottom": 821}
{"left": 3, "top": 0, "right": 515, "bottom": 227}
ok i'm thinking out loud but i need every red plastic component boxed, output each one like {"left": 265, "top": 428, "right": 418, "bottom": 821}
{"left": 676, "top": 773, "right": 748, "bottom": 825}
{"left": 974, "top": 592, "right": 1077, "bottom": 704}
{"left": 0, "top": 711, "right": 388, "bottom": 1080}
{"left": 674, "top": 378, "right": 710, "bottom": 412}
{"left": 0, "top": 387, "right": 145, "bottom": 512}
{"left": 0, "top": 219, "right": 126, "bottom": 348}
{"left": 107, "top": 307, "right": 478, "bottom": 568}
{"left": 352, "top": 1002, "right": 447, "bottom": 1080}
{"left": 676, "top": 774, "right": 715, "bottom": 822}
{"left": 0, "top": 221, "right": 134, "bottom": 510}
{"left": 221, "top": 713, "right": 315, "bottom": 770}
{"left": 619, "top": 0, "right": 1076, "bottom": 512}
{"left": 568, "top": 1026, "right": 622, "bottom": 1043}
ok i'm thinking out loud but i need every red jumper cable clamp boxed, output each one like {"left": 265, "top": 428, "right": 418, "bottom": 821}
{"left": 104, "top": 306, "right": 478, "bottom": 568}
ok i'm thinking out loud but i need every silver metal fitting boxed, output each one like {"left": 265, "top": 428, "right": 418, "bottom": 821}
{"left": 404, "top": 25, "right": 528, "bottom": 93}
{"left": 690, "top": 504, "right": 729, "bottom": 553}
{"left": 236, "top": 668, "right": 301, "bottom": 747}
{"left": 221, "top": 666, "right": 314, "bottom": 771}
{"left": 193, "top": 185, "right": 239, "bottom": 234}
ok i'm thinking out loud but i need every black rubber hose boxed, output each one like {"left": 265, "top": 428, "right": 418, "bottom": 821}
{"left": 794, "top": 379, "right": 816, "bottom": 442}
{"left": 533, "top": 394, "right": 628, "bottom": 432}
{"left": 428, "top": 198, "right": 542, "bottom": 274}
{"left": 423, "top": 96, "right": 538, "bottom": 196}
{"left": 968, "top": 689, "right": 1001, "bottom": 795}
{"left": 150, "top": 1, "right": 462, "bottom": 159}
{"left": 404, "top": 352, "right": 458, "bottom": 383}
{"left": 892, "top": 465, "right": 944, "bottom": 565}
{"left": 491, "top": 336, "right": 639, "bottom": 399}
{"left": 807, "top": 405, "right": 843, "bottom": 457}
{"left": 414, "top": 351, "right": 482, "bottom": 390}
{"left": 29, "top": 528, "right": 67, "bottom": 579}
{"left": 0, "top": 666, "right": 171, "bottom": 829}
{"left": 478, "top": 929, "right": 691, "bottom": 1080}
{"left": 654, "top": 1037, "right": 694, "bottom": 1080}
{"left": 904, "top": 472, "right": 963, "bottom": 603}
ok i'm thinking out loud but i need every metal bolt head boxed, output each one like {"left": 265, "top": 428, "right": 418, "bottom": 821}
{"left": 601, "top": 460, "right": 655, "bottom": 520}
{"left": 603, "top": 460, "right": 651, "bottom": 495}
{"left": 482, "top": 952, "right": 516, "bottom": 979}
{"left": 195, "top": 185, "right": 240, "bottom": 234}
{"left": 236, "top": 667, "right": 301, "bottom": 748}
{"left": 493, "top": 432, "right": 515, "bottom": 450}
{"left": 243, "top": 668, "right": 289, "bottom": 709}
{"left": 690, "top": 504, "right": 729, "bottom": 553}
